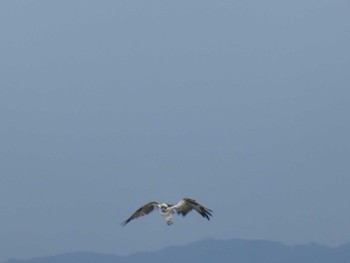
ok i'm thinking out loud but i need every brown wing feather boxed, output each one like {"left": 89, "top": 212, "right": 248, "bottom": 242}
{"left": 175, "top": 198, "right": 213, "bottom": 220}
{"left": 121, "top": 201, "right": 158, "bottom": 226}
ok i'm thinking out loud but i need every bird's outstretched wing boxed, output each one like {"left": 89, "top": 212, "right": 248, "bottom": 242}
{"left": 121, "top": 201, "right": 159, "bottom": 226}
{"left": 173, "top": 198, "right": 213, "bottom": 220}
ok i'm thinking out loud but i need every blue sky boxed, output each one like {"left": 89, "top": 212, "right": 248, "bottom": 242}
{"left": 1, "top": 0, "right": 349, "bottom": 261}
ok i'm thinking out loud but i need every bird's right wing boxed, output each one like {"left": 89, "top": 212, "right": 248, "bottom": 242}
{"left": 173, "top": 198, "right": 213, "bottom": 220}
{"left": 121, "top": 201, "right": 159, "bottom": 226}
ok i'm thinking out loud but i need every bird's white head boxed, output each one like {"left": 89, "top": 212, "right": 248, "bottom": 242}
{"left": 160, "top": 203, "right": 169, "bottom": 212}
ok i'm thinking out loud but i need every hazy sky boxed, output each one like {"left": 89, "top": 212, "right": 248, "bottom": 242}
{"left": 1, "top": 0, "right": 349, "bottom": 261}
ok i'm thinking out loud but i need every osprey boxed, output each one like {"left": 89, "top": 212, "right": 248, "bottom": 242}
{"left": 122, "top": 198, "right": 213, "bottom": 226}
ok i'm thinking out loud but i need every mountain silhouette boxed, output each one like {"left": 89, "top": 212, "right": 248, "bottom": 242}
{"left": 3, "top": 239, "right": 350, "bottom": 263}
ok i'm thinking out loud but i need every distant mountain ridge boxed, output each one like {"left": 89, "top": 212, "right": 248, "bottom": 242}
{"left": 3, "top": 239, "right": 350, "bottom": 263}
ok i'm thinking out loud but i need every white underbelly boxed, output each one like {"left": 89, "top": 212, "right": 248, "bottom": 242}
{"left": 160, "top": 210, "right": 174, "bottom": 223}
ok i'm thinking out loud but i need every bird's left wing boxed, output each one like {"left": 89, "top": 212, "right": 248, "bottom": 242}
{"left": 173, "top": 198, "right": 213, "bottom": 220}
{"left": 121, "top": 201, "right": 159, "bottom": 226}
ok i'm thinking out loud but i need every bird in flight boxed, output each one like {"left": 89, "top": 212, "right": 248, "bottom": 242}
{"left": 122, "top": 198, "right": 213, "bottom": 226}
